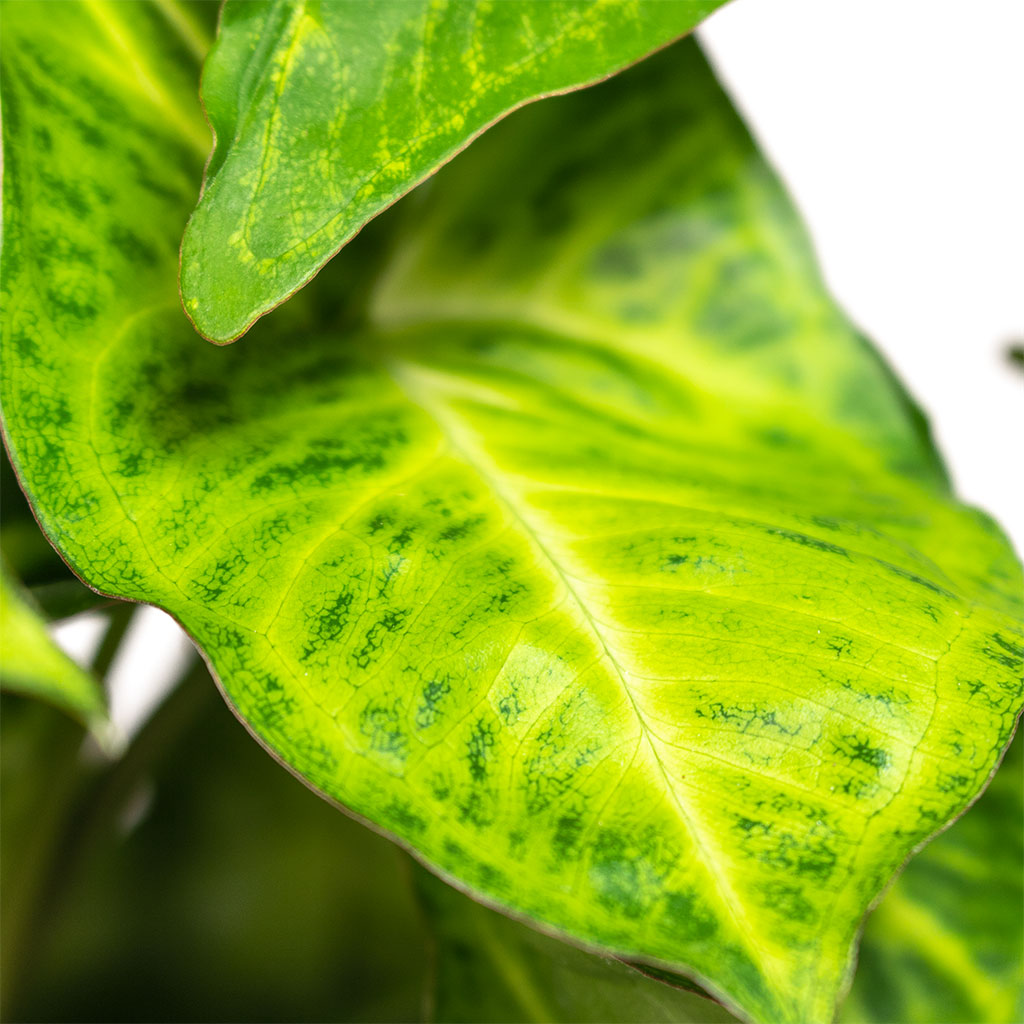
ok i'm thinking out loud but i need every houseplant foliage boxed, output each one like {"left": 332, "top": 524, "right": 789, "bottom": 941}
{"left": 0, "top": 566, "right": 105, "bottom": 734}
{"left": 2, "top": 663, "right": 1020, "bottom": 1023}
{"left": 180, "top": 0, "right": 728, "bottom": 342}
{"left": 1, "top": 1, "right": 1021, "bottom": 1022}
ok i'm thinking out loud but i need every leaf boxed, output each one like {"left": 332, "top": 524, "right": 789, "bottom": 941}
{"left": 417, "top": 865, "right": 736, "bottom": 1023}
{"left": 421, "top": 731, "right": 1024, "bottom": 1024}
{"left": 2, "top": 450, "right": 107, "bottom": 619}
{"left": 0, "top": 565, "right": 106, "bottom": 732}
{"left": 179, "top": 0, "right": 727, "bottom": 342}
{"left": 2, "top": 7, "right": 1022, "bottom": 1024}
{"left": 2, "top": 450, "right": 73, "bottom": 589}
{"left": 842, "top": 730, "right": 1024, "bottom": 1023}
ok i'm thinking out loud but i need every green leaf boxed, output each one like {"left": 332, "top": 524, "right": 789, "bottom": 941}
{"left": 842, "top": 730, "right": 1024, "bottom": 1023}
{"left": 179, "top": 0, "right": 726, "bottom": 342}
{"left": 2, "top": 7, "right": 1022, "bottom": 1024}
{"left": 2, "top": 450, "right": 107, "bottom": 619}
{"left": 423, "top": 732, "right": 1024, "bottom": 1024}
{"left": 0, "top": 565, "right": 106, "bottom": 732}
{"left": 417, "top": 865, "right": 736, "bottom": 1023}
{"left": 2, "top": 450, "right": 71, "bottom": 589}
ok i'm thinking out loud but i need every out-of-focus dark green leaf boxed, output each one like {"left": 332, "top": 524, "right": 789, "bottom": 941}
{"left": 1, "top": 450, "right": 110, "bottom": 733}
{"left": 417, "top": 866, "right": 735, "bottom": 1024}
{"left": 4, "top": 671, "right": 428, "bottom": 1024}
{"left": 0, "top": 694, "right": 91, "bottom": 1020}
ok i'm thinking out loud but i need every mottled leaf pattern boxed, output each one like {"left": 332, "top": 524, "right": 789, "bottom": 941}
{"left": 417, "top": 736, "right": 1024, "bottom": 1024}
{"left": 2, "top": 451, "right": 77, "bottom": 590}
{"left": 2, "top": 6, "right": 1022, "bottom": 1024}
{"left": 180, "top": 0, "right": 725, "bottom": 341}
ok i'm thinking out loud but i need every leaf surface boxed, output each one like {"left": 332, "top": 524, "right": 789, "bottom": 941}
{"left": 417, "top": 865, "right": 735, "bottom": 1023}
{"left": 179, "top": 0, "right": 726, "bottom": 342}
{"left": 2, "top": 8, "right": 1022, "bottom": 1024}
{"left": 2, "top": 451, "right": 74, "bottom": 588}
{"left": 2, "top": 450, "right": 109, "bottom": 621}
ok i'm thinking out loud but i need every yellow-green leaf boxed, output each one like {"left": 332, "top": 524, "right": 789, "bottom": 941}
{"left": 0, "top": 566, "right": 105, "bottom": 732}
{"left": 2, "top": 7, "right": 1021, "bottom": 1023}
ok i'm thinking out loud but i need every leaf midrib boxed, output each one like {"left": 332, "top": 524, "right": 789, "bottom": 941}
{"left": 388, "top": 356, "right": 790, "bottom": 1016}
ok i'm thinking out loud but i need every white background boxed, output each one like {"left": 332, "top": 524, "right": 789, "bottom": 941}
{"left": 701, "top": 0, "right": 1023, "bottom": 551}
{"left": 57, "top": 0, "right": 1024, "bottom": 741}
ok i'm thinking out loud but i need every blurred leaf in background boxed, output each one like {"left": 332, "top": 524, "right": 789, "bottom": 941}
{"left": 1, "top": 670, "right": 428, "bottom": 1023}
{"left": 0, "top": 566, "right": 106, "bottom": 734}
{"left": 416, "top": 865, "right": 735, "bottom": 1024}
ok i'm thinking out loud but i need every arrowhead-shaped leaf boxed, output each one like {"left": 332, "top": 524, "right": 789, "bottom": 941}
{"left": 179, "top": 0, "right": 727, "bottom": 342}
{"left": 2, "top": 7, "right": 1021, "bottom": 1024}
